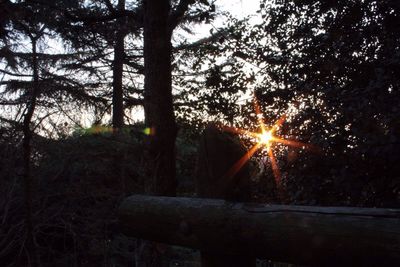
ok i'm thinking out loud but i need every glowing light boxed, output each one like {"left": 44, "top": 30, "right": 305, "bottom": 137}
{"left": 143, "top": 127, "right": 151, "bottom": 135}
{"left": 258, "top": 130, "right": 273, "bottom": 145}
{"left": 143, "top": 127, "right": 156, "bottom": 136}
{"left": 221, "top": 93, "right": 318, "bottom": 202}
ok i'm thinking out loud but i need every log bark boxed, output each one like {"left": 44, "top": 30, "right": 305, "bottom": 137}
{"left": 119, "top": 195, "right": 400, "bottom": 266}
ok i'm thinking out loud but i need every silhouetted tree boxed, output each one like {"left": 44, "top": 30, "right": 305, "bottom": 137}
{"left": 221, "top": 0, "right": 400, "bottom": 206}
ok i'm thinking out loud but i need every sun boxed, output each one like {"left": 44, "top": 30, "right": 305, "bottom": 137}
{"left": 220, "top": 93, "right": 319, "bottom": 201}
{"left": 258, "top": 130, "right": 273, "bottom": 146}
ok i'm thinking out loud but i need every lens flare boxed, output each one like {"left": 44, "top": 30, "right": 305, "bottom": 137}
{"left": 221, "top": 93, "right": 319, "bottom": 202}
{"left": 258, "top": 130, "right": 273, "bottom": 145}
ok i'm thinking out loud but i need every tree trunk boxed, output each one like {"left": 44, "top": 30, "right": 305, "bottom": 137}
{"left": 112, "top": 0, "right": 126, "bottom": 129}
{"left": 143, "top": 0, "right": 177, "bottom": 196}
{"left": 21, "top": 36, "right": 40, "bottom": 267}
{"left": 137, "top": 1, "right": 179, "bottom": 265}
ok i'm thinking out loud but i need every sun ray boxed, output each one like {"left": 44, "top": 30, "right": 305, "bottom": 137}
{"left": 271, "top": 115, "right": 286, "bottom": 134}
{"left": 267, "top": 147, "right": 287, "bottom": 202}
{"left": 221, "top": 125, "right": 259, "bottom": 139}
{"left": 224, "top": 143, "right": 262, "bottom": 180}
{"left": 253, "top": 94, "right": 267, "bottom": 132}
{"left": 273, "top": 137, "right": 321, "bottom": 153}
{"left": 219, "top": 93, "right": 319, "bottom": 203}
{"left": 267, "top": 147, "right": 281, "bottom": 186}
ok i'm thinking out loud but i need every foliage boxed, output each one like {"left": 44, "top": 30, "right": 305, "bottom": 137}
{"left": 173, "top": 16, "right": 256, "bottom": 127}
{"left": 0, "top": 0, "right": 399, "bottom": 265}
{"left": 0, "top": 124, "right": 144, "bottom": 266}
{"left": 223, "top": 0, "right": 400, "bottom": 206}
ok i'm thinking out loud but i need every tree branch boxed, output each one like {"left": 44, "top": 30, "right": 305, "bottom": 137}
{"left": 168, "top": 0, "right": 195, "bottom": 32}
{"left": 174, "top": 29, "right": 227, "bottom": 50}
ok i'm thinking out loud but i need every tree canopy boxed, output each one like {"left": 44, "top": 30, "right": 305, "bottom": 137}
{"left": 0, "top": 0, "right": 399, "bottom": 266}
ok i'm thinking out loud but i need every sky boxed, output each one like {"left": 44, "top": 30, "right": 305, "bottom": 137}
{"left": 0, "top": 0, "right": 263, "bottom": 132}
{"left": 191, "top": 0, "right": 261, "bottom": 39}
{"left": 216, "top": 0, "right": 260, "bottom": 18}
{"left": 130, "top": 0, "right": 263, "bottom": 124}
{"left": 132, "top": 0, "right": 262, "bottom": 123}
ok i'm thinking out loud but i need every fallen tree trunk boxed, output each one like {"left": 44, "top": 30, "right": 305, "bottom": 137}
{"left": 119, "top": 195, "right": 400, "bottom": 266}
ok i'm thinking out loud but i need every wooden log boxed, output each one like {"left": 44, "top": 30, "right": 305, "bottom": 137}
{"left": 119, "top": 195, "right": 400, "bottom": 266}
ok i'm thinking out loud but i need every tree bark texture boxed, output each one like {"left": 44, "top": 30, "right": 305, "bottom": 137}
{"left": 143, "top": 0, "right": 177, "bottom": 196}
{"left": 119, "top": 195, "right": 400, "bottom": 267}
{"left": 112, "top": 0, "right": 126, "bottom": 129}
{"left": 137, "top": 1, "right": 179, "bottom": 266}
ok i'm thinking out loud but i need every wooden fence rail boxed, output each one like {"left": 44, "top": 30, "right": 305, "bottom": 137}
{"left": 119, "top": 195, "right": 400, "bottom": 266}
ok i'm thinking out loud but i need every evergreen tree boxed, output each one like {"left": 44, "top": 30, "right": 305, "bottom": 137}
{"left": 221, "top": 0, "right": 400, "bottom": 206}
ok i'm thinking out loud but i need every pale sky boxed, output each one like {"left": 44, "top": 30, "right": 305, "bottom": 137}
{"left": 216, "top": 0, "right": 260, "bottom": 19}
{"left": 190, "top": 0, "right": 261, "bottom": 39}
{"left": 0, "top": 0, "right": 263, "bottom": 131}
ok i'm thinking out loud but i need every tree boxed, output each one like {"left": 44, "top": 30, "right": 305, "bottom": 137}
{"left": 0, "top": 1, "right": 116, "bottom": 264}
{"left": 218, "top": 0, "right": 400, "bottom": 206}
{"left": 112, "top": 0, "right": 127, "bottom": 129}
{"left": 21, "top": 24, "right": 42, "bottom": 267}
{"left": 142, "top": 0, "right": 176, "bottom": 196}
{"left": 0, "top": 1, "right": 74, "bottom": 265}
{"left": 142, "top": 0, "right": 217, "bottom": 195}
{"left": 49, "top": 0, "right": 144, "bottom": 129}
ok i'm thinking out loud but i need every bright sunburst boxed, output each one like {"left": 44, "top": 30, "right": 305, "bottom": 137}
{"left": 221, "top": 94, "right": 318, "bottom": 200}
{"left": 258, "top": 130, "right": 273, "bottom": 146}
